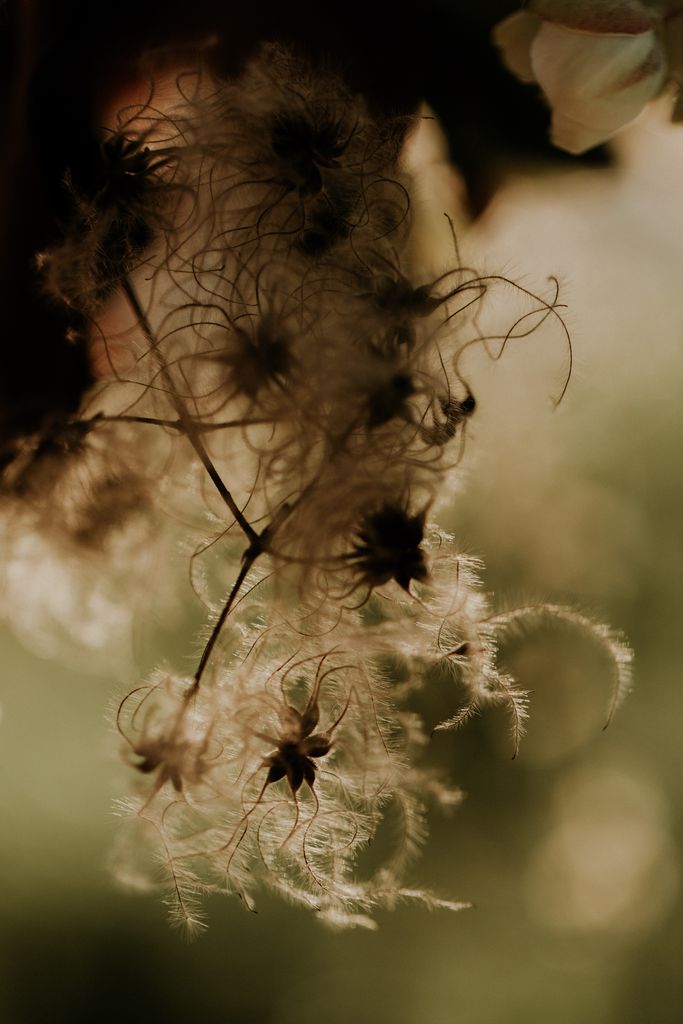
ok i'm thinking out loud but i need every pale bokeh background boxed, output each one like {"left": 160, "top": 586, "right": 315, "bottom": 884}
{"left": 1, "top": 104, "right": 682, "bottom": 1023}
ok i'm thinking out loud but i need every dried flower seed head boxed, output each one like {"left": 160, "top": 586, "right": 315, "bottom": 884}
{"left": 95, "top": 133, "right": 172, "bottom": 209}
{"left": 364, "top": 358, "right": 415, "bottom": 429}
{"left": 39, "top": 121, "right": 187, "bottom": 312}
{"left": 353, "top": 259, "right": 462, "bottom": 352}
{"left": 261, "top": 691, "right": 333, "bottom": 794}
{"left": 346, "top": 503, "right": 428, "bottom": 594}
{"left": 373, "top": 276, "right": 440, "bottom": 319}
{"left": 0, "top": 417, "right": 95, "bottom": 499}
{"left": 0, "top": 412, "right": 162, "bottom": 556}
{"left": 215, "top": 318, "right": 293, "bottom": 402}
{"left": 421, "top": 388, "right": 476, "bottom": 447}
{"left": 296, "top": 192, "right": 354, "bottom": 258}
{"left": 269, "top": 108, "right": 356, "bottom": 197}
{"left": 117, "top": 675, "right": 213, "bottom": 799}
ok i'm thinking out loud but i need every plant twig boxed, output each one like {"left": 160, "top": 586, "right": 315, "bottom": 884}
{"left": 121, "top": 276, "right": 258, "bottom": 545}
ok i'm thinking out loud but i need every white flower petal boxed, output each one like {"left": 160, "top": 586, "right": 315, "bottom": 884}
{"left": 548, "top": 111, "right": 624, "bottom": 153}
{"left": 531, "top": 23, "right": 666, "bottom": 150}
{"left": 492, "top": 11, "right": 542, "bottom": 83}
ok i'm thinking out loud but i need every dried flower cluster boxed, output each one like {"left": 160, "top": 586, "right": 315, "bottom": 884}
{"left": 0, "top": 44, "right": 632, "bottom": 931}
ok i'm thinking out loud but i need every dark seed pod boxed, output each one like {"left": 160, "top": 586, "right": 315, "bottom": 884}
{"left": 296, "top": 190, "right": 353, "bottom": 258}
{"left": 347, "top": 503, "right": 428, "bottom": 592}
{"left": 270, "top": 109, "right": 355, "bottom": 197}
{"left": 422, "top": 390, "right": 476, "bottom": 446}
{"left": 365, "top": 370, "right": 414, "bottom": 428}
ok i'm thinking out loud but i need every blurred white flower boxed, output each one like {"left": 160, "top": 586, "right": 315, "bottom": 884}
{"left": 492, "top": 1, "right": 683, "bottom": 153}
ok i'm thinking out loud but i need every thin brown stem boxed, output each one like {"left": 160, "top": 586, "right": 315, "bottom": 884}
{"left": 191, "top": 553, "right": 254, "bottom": 689}
{"left": 87, "top": 413, "right": 272, "bottom": 432}
{"left": 121, "top": 276, "right": 258, "bottom": 544}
